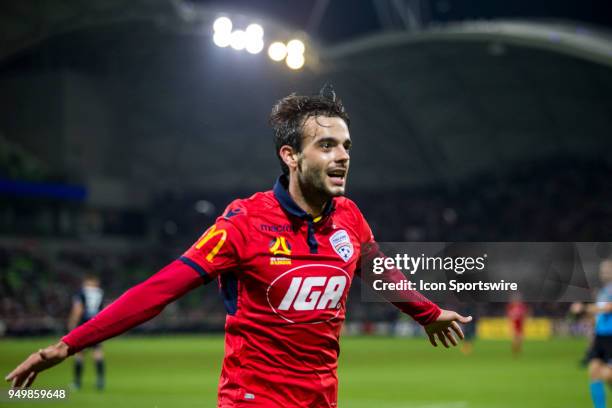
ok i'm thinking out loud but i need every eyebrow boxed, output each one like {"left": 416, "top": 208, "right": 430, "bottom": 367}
{"left": 316, "top": 136, "right": 352, "bottom": 146}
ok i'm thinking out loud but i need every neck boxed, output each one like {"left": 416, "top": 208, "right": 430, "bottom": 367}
{"left": 288, "top": 173, "right": 328, "bottom": 218}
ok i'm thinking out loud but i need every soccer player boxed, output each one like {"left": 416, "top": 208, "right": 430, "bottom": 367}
{"left": 506, "top": 293, "right": 528, "bottom": 356}
{"left": 571, "top": 259, "right": 612, "bottom": 408}
{"left": 67, "top": 276, "right": 105, "bottom": 390}
{"left": 6, "top": 86, "right": 472, "bottom": 407}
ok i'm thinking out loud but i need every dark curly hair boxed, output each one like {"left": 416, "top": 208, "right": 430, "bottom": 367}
{"left": 269, "top": 87, "right": 350, "bottom": 175}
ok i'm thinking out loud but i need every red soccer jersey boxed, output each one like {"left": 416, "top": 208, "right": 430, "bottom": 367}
{"left": 181, "top": 176, "right": 440, "bottom": 407}
{"left": 63, "top": 176, "right": 440, "bottom": 407}
{"left": 506, "top": 301, "right": 528, "bottom": 322}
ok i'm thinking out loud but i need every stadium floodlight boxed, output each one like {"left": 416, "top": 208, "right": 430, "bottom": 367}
{"left": 212, "top": 17, "right": 304, "bottom": 67}
{"left": 230, "top": 30, "right": 247, "bottom": 50}
{"left": 286, "top": 39, "right": 305, "bottom": 56}
{"left": 213, "top": 31, "right": 232, "bottom": 48}
{"left": 213, "top": 17, "right": 232, "bottom": 34}
{"left": 246, "top": 37, "right": 265, "bottom": 54}
{"left": 268, "top": 42, "right": 287, "bottom": 61}
{"left": 245, "top": 23, "right": 264, "bottom": 54}
{"left": 245, "top": 24, "right": 264, "bottom": 39}
{"left": 286, "top": 52, "right": 305, "bottom": 70}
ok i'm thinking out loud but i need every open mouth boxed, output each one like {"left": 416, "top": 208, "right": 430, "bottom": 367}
{"left": 327, "top": 168, "right": 347, "bottom": 186}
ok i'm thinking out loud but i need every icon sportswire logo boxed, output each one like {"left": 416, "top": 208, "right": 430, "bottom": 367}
{"left": 266, "top": 264, "right": 350, "bottom": 324}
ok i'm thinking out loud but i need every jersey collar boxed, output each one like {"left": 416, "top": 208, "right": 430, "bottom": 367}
{"left": 273, "top": 175, "right": 335, "bottom": 221}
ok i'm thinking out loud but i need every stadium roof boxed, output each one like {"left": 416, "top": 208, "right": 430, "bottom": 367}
{"left": 1, "top": 1, "right": 611, "bottom": 194}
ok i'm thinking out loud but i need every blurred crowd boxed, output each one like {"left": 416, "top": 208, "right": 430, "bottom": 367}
{"left": 0, "top": 158, "right": 610, "bottom": 336}
{"left": 0, "top": 246, "right": 225, "bottom": 336}
{"left": 357, "top": 158, "right": 611, "bottom": 242}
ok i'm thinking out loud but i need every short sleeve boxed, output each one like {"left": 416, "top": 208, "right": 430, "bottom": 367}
{"left": 180, "top": 202, "right": 247, "bottom": 282}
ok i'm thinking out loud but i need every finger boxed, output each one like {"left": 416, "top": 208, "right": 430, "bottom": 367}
{"left": 451, "top": 321, "right": 465, "bottom": 340}
{"left": 8, "top": 357, "right": 37, "bottom": 387}
{"left": 428, "top": 332, "right": 437, "bottom": 347}
{"left": 445, "top": 329, "right": 458, "bottom": 346}
{"left": 437, "top": 332, "right": 449, "bottom": 348}
{"left": 21, "top": 372, "right": 34, "bottom": 389}
{"left": 13, "top": 372, "right": 26, "bottom": 389}
{"left": 24, "top": 372, "right": 37, "bottom": 388}
{"left": 455, "top": 313, "right": 473, "bottom": 324}
{"left": 6, "top": 364, "right": 23, "bottom": 382}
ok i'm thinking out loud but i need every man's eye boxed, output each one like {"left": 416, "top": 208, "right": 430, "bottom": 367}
{"left": 320, "top": 142, "right": 332, "bottom": 149}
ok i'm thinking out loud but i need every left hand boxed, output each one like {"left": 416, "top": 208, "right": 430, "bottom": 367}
{"left": 424, "top": 309, "right": 472, "bottom": 348}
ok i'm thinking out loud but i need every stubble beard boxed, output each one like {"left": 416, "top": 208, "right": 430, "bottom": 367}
{"left": 296, "top": 158, "right": 343, "bottom": 205}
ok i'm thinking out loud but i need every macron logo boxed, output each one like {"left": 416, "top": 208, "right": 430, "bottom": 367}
{"left": 260, "top": 224, "right": 292, "bottom": 233}
{"left": 277, "top": 276, "right": 347, "bottom": 311}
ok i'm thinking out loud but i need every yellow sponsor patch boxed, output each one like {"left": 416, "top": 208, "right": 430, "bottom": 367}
{"left": 270, "top": 257, "right": 292, "bottom": 265}
{"left": 269, "top": 236, "right": 292, "bottom": 265}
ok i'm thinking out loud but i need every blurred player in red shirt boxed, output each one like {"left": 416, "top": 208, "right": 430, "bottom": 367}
{"left": 6, "top": 85, "right": 471, "bottom": 407}
{"left": 506, "top": 293, "right": 529, "bottom": 356}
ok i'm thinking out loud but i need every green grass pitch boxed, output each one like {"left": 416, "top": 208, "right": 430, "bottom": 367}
{"left": 0, "top": 335, "right": 593, "bottom": 407}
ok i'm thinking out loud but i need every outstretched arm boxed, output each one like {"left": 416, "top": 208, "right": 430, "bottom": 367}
{"left": 359, "top": 242, "right": 471, "bottom": 348}
{"left": 360, "top": 263, "right": 472, "bottom": 348}
{"left": 5, "top": 259, "right": 207, "bottom": 388}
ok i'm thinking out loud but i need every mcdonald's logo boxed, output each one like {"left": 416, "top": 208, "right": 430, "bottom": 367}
{"left": 195, "top": 225, "right": 227, "bottom": 261}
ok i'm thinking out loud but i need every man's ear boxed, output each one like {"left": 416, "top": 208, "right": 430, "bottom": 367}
{"left": 279, "top": 145, "right": 299, "bottom": 171}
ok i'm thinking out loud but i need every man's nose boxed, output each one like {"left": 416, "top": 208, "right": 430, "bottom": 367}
{"left": 335, "top": 146, "right": 350, "bottom": 162}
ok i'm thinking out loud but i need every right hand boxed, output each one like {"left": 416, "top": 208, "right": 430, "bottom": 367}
{"left": 5, "top": 341, "right": 70, "bottom": 388}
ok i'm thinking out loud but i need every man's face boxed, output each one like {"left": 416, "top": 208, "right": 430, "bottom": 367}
{"left": 295, "top": 115, "right": 351, "bottom": 198}
{"left": 600, "top": 260, "right": 612, "bottom": 284}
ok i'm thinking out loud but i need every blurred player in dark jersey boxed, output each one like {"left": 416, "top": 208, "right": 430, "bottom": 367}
{"left": 506, "top": 293, "right": 529, "bottom": 356}
{"left": 571, "top": 260, "right": 612, "bottom": 408}
{"left": 6, "top": 85, "right": 471, "bottom": 407}
{"left": 67, "top": 276, "right": 104, "bottom": 390}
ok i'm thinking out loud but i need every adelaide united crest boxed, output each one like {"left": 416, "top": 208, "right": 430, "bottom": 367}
{"left": 329, "top": 230, "right": 353, "bottom": 262}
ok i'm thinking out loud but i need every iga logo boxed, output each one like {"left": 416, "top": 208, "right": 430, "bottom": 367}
{"left": 278, "top": 276, "right": 346, "bottom": 311}
{"left": 266, "top": 264, "right": 350, "bottom": 324}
